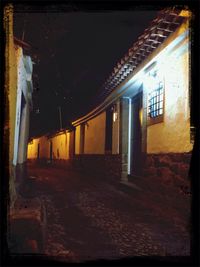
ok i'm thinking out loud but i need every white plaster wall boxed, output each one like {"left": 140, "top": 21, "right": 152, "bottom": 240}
{"left": 18, "top": 103, "right": 28, "bottom": 164}
{"left": 147, "top": 41, "right": 193, "bottom": 153}
{"left": 24, "top": 104, "right": 30, "bottom": 160}
{"left": 13, "top": 48, "right": 24, "bottom": 165}
{"left": 84, "top": 112, "right": 106, "bottom": 154}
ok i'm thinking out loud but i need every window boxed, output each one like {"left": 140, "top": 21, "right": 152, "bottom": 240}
{"left": 147, "top": 70, "right": 164, "bottom": 125}
{"left": 148, "top": 81, "right": 164, "bottom": 118}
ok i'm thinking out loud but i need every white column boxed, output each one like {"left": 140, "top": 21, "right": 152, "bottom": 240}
{"left": 13, "top": 89, "right": 22, "bottom": 166}
{"left": 127, "top": 98, "right": 132, "bottom": 175}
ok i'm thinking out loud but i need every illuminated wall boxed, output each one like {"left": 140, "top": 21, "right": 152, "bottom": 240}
{"left": 17, "top": 103, "right": 30, "bottom": 163}
{"left": 27, "top": 138, "right": 40, "bottom": 159}
{"left": 66, "top": 132, "right": 70, "bottom": 159}
{"left": 84, "top": 112, "right": 106, "bottom": 154}
{"left": 112, "top": 101, "right": 120, "bottom": 154}
{"left": 28, "top": 132, "right": 70, "bottom": 159}
{"left": 27, "top": 136, "right": 48, "bottom": 159}
{"left": 75, "top": 125, "right": 81, "bottom": 154}
{"left": 4, "top": 5, "right": 18, "bottom": 206}
{"left": 27, "top": 131, "right": 71, "bottom": 160}
{"left": 14, "top": 49, "right": 33, "bottom": 165}
{"left": 147, "top": 37, "right": 193, "bottom": 153}
{"left": 51, "top": 132, "right": 69, "bottom": 160}
{"left": 39, "top": 136, "right": 49, "bottom": 158}
{"left": 4, "top": 5, "right": 18, "bottom": 167}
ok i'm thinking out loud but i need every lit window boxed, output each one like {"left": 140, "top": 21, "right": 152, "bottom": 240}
{"left": 147, "top": 70, "right": 164, "bottom": 125}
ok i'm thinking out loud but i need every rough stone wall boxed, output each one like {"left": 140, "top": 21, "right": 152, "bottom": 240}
{"left": 105, "top": 154, "right": 122, "bottom": 180}
{"left": 144, "top": 153, "right": 191, "bottom": 188}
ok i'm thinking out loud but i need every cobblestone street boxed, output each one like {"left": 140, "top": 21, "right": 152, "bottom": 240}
{"left": 26, "top": 163, "right": 191, "bottom": 263}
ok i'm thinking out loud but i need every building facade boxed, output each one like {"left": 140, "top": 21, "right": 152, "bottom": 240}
{"left": 4, "top": 4, "right": 34, "bottom": 207}
{"left": 27, "top": 8, "right": 193, "bottom": 188}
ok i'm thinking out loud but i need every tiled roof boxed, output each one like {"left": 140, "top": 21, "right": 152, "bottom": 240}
{"left": 96, "top": 7, "right": 187, "bottom": 104}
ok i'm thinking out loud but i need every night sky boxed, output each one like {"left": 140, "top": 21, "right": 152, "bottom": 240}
{"left": 13, "top": 6, "right": 158, "bottom": 137}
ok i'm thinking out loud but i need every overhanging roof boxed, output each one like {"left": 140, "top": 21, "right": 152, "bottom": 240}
{"left": 72, "top": 8, "right": 190, "bottom": 127}
{"left": 95, "top": 7, "right": 190, "bottom": 104}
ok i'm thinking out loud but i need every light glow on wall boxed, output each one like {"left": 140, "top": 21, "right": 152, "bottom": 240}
{"left": 113, "top": 111, "right": 118, "bottom": 122}
{"left": 139, "top": 108, "right": 143, "bottom": 126}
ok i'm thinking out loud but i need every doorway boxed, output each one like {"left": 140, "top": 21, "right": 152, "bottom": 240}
{"left": 131, "top": 92, "right": 143, "bottom": 176}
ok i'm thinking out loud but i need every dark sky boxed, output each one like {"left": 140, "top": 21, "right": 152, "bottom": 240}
{"left": 14, "top": 7, "right": 158, "bottom": 137}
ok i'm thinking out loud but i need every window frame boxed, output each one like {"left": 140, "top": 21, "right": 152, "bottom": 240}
{"left": 147, "top": 73, "right": 165, "bottom": 126}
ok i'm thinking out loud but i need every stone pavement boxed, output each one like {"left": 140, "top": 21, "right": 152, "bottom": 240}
{"left": 20, "top": 163, "right": 190, "bottom": 262}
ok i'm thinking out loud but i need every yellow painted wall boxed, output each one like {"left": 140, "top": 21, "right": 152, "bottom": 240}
{"left": 39, "top": 136, "right": 49, "bottom": 158}
{"left": 27, "top": 136, "right": 49, "bottom": 159}
{"left": 4, "top": 5, "right": 17, "bottom": 166}
{"left": 27, "top": 138, "right": 40, "bottom": 159}
{"left": 68, "top": 131, "right": 75, "bottom": 158}
{"left": 147, "top": 39, "right": 193, "bottom": 153}
{"left": 75, "top": 125, "right": 81, "bottom": 154}
{"left": 112, "top": 101, "right": 120, "bottom": 154}
{"left": 4, "top": 5, "right": 18, "bottom": 206}
{"left": 84, "top": 112, "right": 106, "bottom": 154}
{"left": 51, "top": 132, "right": 69, "bottom": 160}
{"left": 28, "top": 132, "right": 71, "bottom": 160}
{"left": 66, "top": 132, "right": 70, "bottom": 159}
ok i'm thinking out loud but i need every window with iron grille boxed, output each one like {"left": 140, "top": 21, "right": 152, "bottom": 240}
{"left": 148, "top": 81, "right": 164, "bottom": 117}
{"left": 147, "top": 70, "right": 164, "bottom": 125}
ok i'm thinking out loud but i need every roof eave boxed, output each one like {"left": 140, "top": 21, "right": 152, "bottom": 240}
{"left": 72, "top": 18, "right": 189, "bottom": 127}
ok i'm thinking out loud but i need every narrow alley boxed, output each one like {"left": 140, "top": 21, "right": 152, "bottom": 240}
{"left": 22, "top": 162, "right": 190, "bottom": 262}
{"left": 4, "top": 4, "right": 198, "bottom": 266}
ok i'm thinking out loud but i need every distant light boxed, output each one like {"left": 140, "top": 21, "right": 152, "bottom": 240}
{"left": 113, "top": 112, "right": 118, "bottom": 122}
{"left": 139, "top": 108, "right": 143, "bottom": 126}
